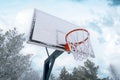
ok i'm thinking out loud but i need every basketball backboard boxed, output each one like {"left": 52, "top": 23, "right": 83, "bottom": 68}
{"left": 27, "top": 8, "right": 94, "bottom": 80}
{"left": 28, "top": 9, "right": 82, "bottom": 51}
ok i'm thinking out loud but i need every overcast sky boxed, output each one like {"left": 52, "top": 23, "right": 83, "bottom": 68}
{"left": 0, "top": 0, "right": 120, "bottom": 78}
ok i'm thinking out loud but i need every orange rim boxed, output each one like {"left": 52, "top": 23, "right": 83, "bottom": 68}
{"left": 64, "top": 28, "right": 89, "bottom": 51}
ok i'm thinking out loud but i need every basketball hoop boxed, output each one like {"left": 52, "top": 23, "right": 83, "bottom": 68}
{"left": 64, "top": 28, "right": 94, "bottom": 61}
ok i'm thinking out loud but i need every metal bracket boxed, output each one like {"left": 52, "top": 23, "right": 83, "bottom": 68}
{"left": 43, "top": 50, "right": 64, "bottom": 80}
{"left": 45, "top": 47, "right": 50, "bottom": 57}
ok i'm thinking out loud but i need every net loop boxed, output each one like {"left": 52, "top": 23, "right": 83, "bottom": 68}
{"left": 65, "top": 28, "right": 94, "bottom": 61}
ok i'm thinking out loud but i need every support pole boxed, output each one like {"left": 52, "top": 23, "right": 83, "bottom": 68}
{"left": 43, "top": 50, "right": 64, "bottom": 80}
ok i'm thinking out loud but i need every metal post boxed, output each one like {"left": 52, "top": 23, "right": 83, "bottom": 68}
{"left": 43, "top": 50, "right": 64, "bottom": 80}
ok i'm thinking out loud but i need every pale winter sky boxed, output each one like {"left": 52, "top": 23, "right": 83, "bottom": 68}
{"left": 0, "top": 0, "right": 120, "bottom": 78}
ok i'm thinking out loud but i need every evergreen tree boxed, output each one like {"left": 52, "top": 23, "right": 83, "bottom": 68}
{"left": 82, "top": 59, "right": 99, "bottom": 80}
{"left": 58, "top": 59, "right": 109, "bottom": 80}
{"left": 59, "top": 67, "right": 70, "bottom": 80}
{"left": 79, "top": 59, "right": 109, "bottom": 80}
{"left": 0, "top": 28, "right": 31, "bottom": 80}
{"left": 72, "top": 67, "right": 81, "bottom": 80}
{"left": 71, "top": 66, "right": 86, "bottom": 80}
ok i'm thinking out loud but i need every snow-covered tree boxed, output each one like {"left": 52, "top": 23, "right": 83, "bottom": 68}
{"left": 76, "top": 59, "right": 109, "bottom": 80}
{"left": 58, "top": 59, "right": 109, "bottom": 80}
{"left": 0, "top": 28, "right": 31, "bottom": 80}
{"left": 19, "top": 70, "right": 41, "bottom": 80}
{"left": 72, "top": 67, "right": 81, "bottom": 80}
{"left": 59, "top": 67, "right": 70, "bottom": 80}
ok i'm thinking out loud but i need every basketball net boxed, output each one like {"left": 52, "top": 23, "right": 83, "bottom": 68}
{"left": 65, "top": 28, "right": 95, "bottom": 61}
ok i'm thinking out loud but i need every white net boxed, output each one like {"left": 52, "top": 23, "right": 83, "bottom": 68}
{"left": 66, "top": 29, "right": 94, "bottom": 61}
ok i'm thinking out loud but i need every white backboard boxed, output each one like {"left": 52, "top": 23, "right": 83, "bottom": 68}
{"left": 28, "top": 9, "right": 80, "bottom": 51}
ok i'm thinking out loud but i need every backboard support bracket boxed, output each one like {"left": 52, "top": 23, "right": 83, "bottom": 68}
{"left": 45, "top": 47, "right": 50, "bottom": 57}
{"left": 43, "top": 50, "right": 64, "bottom": 80}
